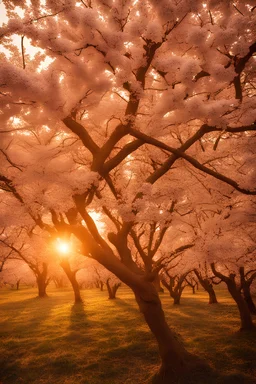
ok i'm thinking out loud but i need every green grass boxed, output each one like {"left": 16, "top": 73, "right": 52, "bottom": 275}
{"left": 0, "top": 286, "right": 255, "bottom": 384}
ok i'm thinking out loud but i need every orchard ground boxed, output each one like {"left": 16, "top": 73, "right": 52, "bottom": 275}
{"left": 0, "top": 286, "right": 255, "bottom": 384}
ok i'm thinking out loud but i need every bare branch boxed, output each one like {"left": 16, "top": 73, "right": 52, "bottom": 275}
{"left": 129, "top": 127, "right": 256, "bottom": 195}
{"left": 21, "top": 36, "right": 26, "bottom": 69}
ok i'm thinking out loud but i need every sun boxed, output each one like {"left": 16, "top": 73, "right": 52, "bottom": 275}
{"left": 56, "top": 239, "right": 70, "bottom": 254}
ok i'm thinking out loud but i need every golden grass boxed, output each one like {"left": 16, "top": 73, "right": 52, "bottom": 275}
{"left": 0, "top": 286, "right": 255, "bottom": 384}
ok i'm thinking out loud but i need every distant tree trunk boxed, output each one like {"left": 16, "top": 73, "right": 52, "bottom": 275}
{"left": 244, "top": 292, "right": 256, "bottom": 315}
{"left": 36, "top": 263, "right": 49, "bottom": 298}
{"left": 99, "top": 280, "right": 104, "bottom": 291}
{"left": 185, "top": 276, "right": 198, "bottom": 294}
{"left": 194, "top": 269, "right": 218, "bottom": 304}
{"left": 60, "top": 260, "right": 83, "bottom": 304}
{"left": 172, "top": 286, "right": 185, "bottom": 304}
{"left": 208, "top": 287, "right": 218, "bottom": 304}
{"left": 243, "top": 285, "right": 256, "bottom": 315}
{"left": 106, "top": 278, "right": 121, "bottom": 299}
{"left": 95, "top": 279, "right": 104, "bottom": 291}
{"left": 53, "top": 277, "right": 65, "bottom": 289}
{"left": 161, "top": 273, "right": 188, "bottom": 305}
{"left": 239, "top": 267, "right": 256, "bottom": 315}
{"left": 37, "top": 276, "right": 48, "bottom": 298}
{"left": 211, "top": 263, "right": 255, "bottom": 331}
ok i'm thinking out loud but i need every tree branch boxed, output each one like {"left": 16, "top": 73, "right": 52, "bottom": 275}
{"left": 62, "top": 117, "right": 99, "bottom": 155}
{"left": 129, "top": 128, "right": 256, "bottom": 195}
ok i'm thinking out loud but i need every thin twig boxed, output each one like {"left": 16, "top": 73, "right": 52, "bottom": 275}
{"left": 21, "top": 36, "right": 26, "bottom": 69}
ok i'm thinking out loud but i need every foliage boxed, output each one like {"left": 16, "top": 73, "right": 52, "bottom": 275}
{"left": 0, "top": 0, "right": 256, "bottom": 379}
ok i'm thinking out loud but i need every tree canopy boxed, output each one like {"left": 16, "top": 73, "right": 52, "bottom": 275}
{"left": 0, "top": 0, "right": 256, "bottom": 380}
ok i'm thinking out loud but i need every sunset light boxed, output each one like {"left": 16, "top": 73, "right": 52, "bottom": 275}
{"left": 56, "top": 239, "right": 70, "bottom": 254}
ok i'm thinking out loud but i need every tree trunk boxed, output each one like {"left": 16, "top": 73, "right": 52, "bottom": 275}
{"left": 208, "top": 286, "right": 218, "bottom": 304}
{"left": 106, "top": 279, "right": 121, "bottom": 299}
{"left": 37, "top": 276, "right": 48, "bottom": 298}
{"left": 185, "top": 277, "right": 197, "bottom": 294}
{"left": 211, "top": 264, "right": 255, "bottom": 331}
{"left": 60, "top": 260, "right": 83, "bottom": 304}
{"left": 194, "top": 270, "right": 218, "bottom": 304}
{"left": 173, "top": 284, "right": 186, "bottom": 305}
{"left": 53, "top": 277, "right": 65, "bottom": 288}
{"left": 70, "top": 277, "right": 83, "bottom": 304}
{"left": 173, "top": 293, "right": 181, "bottom": 305}
{"left": 70, "top": 226, "right": 209, "bottom": 381}
{"left": 227, "top": 281, "right": 255, "bottom": 330}
{"left": 239, "top": 267, "right": 256, "bottom": 315}
{"left": 153, "top": 274, "right": 164, "bottom": 293}
{"left": 134, "top": 283, "right": 208, "bottom": 382}
{"left": 34, "top": 263, "right": 49, "bottom": 298}
{"left": 100, "top": 281, "right": 104, "bottom": 291}
{"left": 16, "top": 279, "right": 21, "bottom": 290}
{"left": 243, "top": 284, "right": 256, "bottom": 315}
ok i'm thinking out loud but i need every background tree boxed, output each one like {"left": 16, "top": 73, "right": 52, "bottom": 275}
{"left": 239, "top": 266, "right": 256, "bottom": 315}
{"left": 0, "top": 259, "right": 35, "bottom": 290}
{"left": 160, "top": 255, "right": 192, "bottom": 305}
{"left": 193, "top": 266, "right": 218, "bottom": 304}
{"left": 0, "top": 234, "right": 12, "bottom": 274}
{"left": 0, "top": 228, "right": 52, "bottom": 298}
{"left": 195, "top": 205, "right": 256, "bottom": 330}
{"left": 185, "top": 273, "right": 199, "bottom": 295}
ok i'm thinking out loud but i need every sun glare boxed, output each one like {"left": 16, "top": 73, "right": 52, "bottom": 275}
{"left": 56, "top": 239, "right": 70, "bottom": 254}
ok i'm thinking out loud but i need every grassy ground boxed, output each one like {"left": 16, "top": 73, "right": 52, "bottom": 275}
{"left": 0, "top": 286, "right": 255, "bottom": 384}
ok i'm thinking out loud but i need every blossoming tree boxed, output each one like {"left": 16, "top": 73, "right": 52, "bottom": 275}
{"left": 0, "top": 0, "right": 256, "bottom": 381}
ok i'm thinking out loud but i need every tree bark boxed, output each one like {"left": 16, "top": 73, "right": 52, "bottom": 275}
{"left": 208, "top": 288, "right": 218, "bottom": 304}
{"left": 173, "top": 293, "right": 182, "bottom": 305}
{"left": 16, "top": 279, "right": 21, "bottom": 290}
{"left": 228, "top": 282, "right": 255, "bottom": 330}
{"left": 243, "top": 284, "right": 256, "bottom": 315}
{"left": 211, "top": 264, "right": 255, "bottom": 331}
{"left": 239, "top": 267, "right": 256, "bottom": 315}
{"left": 100, "top": 281, "right": 104, "bottom": 291}
{"left": 60, "top": 260, "right": 83, "bottom": 304}
{"left": 194, "top": 269, "right": 218, "bottom": 304}
{"left": 185, "top": 277, "right": 198, "bottom": 294}
{"left": 53, "top": 277, "right": 65, "bottom": 288}
{"left": 37, "top": 276, "right": 48, "bottom": 298}
{"left": 36, "top": 263, "right": 49, "bottom": 298}
{"left": 134, "top": 282, "right": 207, "bottom": 382}
{"left": 106, "top": 279, "right": 121, "bottom": 299}
{"left": 153, "top": 274, "right": 164, "bottom": 293}
{"left": 161, "top": 274, "right": 187, "bottom": 305}
{"left": 70, "top": 225, "right": 208, "bottom": 380}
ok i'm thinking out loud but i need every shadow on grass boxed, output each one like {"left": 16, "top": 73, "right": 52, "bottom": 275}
{"left": 0, "top": 296, "right": 62, "bottom": 384}
{"left": 67, "top": 302, "right": 100, "bottom": 346}
{"left": 70, "top": 303, "right": 87, "bottom": 325}
{"left": 150, "top": 365, "right": 256, "bottom": 384}
{"left": 111, "top": 297, "right": 140, "bottom": 315}
{"left": 0, "top": 297, "right": 58, "bottom": 337}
